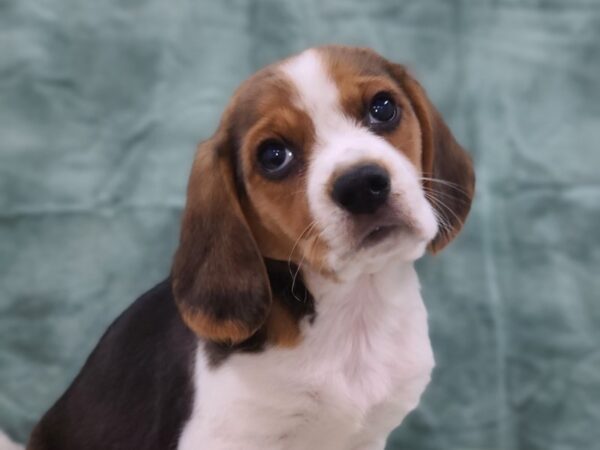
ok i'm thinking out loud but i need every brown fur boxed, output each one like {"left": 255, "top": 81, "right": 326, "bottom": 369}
{"left": 226, "top": 65, "right": 328, "bottom": 268}
{"left": 172, "top": 136, "right": 272, "bottom": 345}
{"left": 172, "top": 69, "right": 322, "bottom": 346}
{"left": 265, "top": 301, "right": 302, "bottom": 347}
{"left": 181, "top": 310, "right": 257, "bottom": 344}
{"left": 396, "top": 68, "right": 475, "bottom": 252}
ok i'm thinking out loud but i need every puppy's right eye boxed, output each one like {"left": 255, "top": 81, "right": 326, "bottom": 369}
{"left": 366, "top": 92, "right": 401, "bottom": 133}
{"left": 257, "top": 140, "right": 295, "bottom": 179}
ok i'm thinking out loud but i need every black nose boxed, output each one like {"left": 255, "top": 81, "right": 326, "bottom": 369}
{"left": 331, "top": 164, "right": 391, "bottom": 214}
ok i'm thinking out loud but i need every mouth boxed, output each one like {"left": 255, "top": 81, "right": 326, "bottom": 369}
{"left": 359, "top": 224, "right": 402, "bottom": 248}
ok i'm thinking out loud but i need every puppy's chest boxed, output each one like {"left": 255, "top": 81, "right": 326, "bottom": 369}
{"left": 292, "top": 296, "right": 433, "bottom": 419}
{"left": 179, "top": 278, "right": 434, "bottom": 449}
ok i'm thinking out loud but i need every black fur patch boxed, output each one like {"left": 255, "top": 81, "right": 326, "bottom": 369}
{"left": 29, "top": 279, "right": 196, "bottom": 450}
{"left": 29, "top": 263, "right": 315, "bottom": 448}
{"left": 204, "top": 259, "right": 315, "bottom": 367}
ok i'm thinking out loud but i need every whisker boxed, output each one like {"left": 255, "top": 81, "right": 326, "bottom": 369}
{"left": 420, "top": 177, "right": 471, "bottom": 198}
{"left": 291, "top": 250, "right": 307, "bottom": 302}
{"left": 307, "top": 222, "right": 335, "bottom": 280}
{"left": 421, "top": 180, "right": 470, "bottom": 198}
{"left": 422, "top": 186, "right": 469, "bottom": 206}
{"left": 291, "top": 231, "right": 324, "bottom": 302}
{"left": 425, "top": 191, "right": 464, "bottom": 229}
{"left": 424, "top": 192, "right": 454, "bottom": 227}
{"left": 425, "top": 194, "right": 453, "bottom": 237}
{"left": 291, "top": 220, "right": 334, "bottom": 301}
{"left": 287, "top": 224, "right": 315, "bottom": 291}
{"left": 287, "top": 222, "right": 316, "bottom": 265}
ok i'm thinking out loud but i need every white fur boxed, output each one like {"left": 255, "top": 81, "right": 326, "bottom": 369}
{"left": 178, "top": 49, "right": 438, "bottom": 449}
{"left": 179, "top": 264, "right": 434, "bottom": 450}
{"left": 0, "top": 431, "right": 24, "bottom": 450}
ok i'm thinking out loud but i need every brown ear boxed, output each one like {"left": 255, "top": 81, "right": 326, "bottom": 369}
{"left": 399, "top": 70, "right": 475, "bottom": 253}
{"left": 171, "top": 133, "right": 271, "bottom": 344}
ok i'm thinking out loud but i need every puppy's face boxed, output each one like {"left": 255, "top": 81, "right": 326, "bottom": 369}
{"left": 236, "top": 47, "right": 466, "bottom": 278}
{"left": 172, "top": 46, "right": 475, "bottom": 343}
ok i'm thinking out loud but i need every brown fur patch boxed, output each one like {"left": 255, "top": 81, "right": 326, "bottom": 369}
{"left": 172, "top": 140, "right": 272, "bottom": 345}
{"left": 231, "top": 67, "right": 329, "bottom": 270}
{"left": 172, "top": 66, "right": 323, "bottom": 349}
{"left": 319, "top": 46, "right": 423, "bottom": 169}
{"left": 180, "top": 308, "right": 256, "bottom": 344}
{"left": 265, "top": 299, "right": 302, "bottom": 347}
{"left": 394, "top": 66, "right": 475, "bottom": 252}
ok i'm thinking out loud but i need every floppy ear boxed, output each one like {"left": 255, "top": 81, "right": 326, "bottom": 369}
{"left": 399, "top": 69, "right": 475, "bottom": 253}
{"left": 172, "top": 132, "right": 271, "bottom": 344}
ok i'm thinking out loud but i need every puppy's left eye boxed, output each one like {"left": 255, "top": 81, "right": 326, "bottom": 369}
{"left": 367, "top": 92, "right": 400, "bottom": 131}
{"left": 257, "top": 140, "right": 295, "bottom": 178}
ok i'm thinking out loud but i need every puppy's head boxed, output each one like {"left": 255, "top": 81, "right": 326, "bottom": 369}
{"left": 172, "top": 46, "right": 475, "bottom": 343}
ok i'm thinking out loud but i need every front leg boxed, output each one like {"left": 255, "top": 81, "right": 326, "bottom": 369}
{"left": 350, "top": 384, "right": 429, "bottom": 450}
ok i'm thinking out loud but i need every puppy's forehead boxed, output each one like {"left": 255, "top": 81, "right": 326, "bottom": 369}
{"left": 228, "top": 47, "right": 395, "bottom": 147}
{"left": 279, "top": 49, "right": 340, "bottom": 119}
{"left": 278, "top": 47, "right": 391, "bottom": 112}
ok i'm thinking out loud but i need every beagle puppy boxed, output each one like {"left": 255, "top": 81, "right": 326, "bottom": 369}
{"left": 29, "top": 46, "right": 475, "bottom": 450}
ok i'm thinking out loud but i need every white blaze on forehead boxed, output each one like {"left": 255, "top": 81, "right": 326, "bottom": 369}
{"left": 279, "top": 49, "right": 344, "bottom": 132}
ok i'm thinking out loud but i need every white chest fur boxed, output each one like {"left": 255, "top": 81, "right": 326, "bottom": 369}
{"left": 178, "top": 263, "right": 434, "bottom": 450}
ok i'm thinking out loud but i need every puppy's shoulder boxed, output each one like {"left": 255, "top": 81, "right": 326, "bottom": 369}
{"left": 29, "top": 279, "right": 198, "bottom": 450}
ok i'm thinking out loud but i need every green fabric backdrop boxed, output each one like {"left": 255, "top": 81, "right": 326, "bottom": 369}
{"left": 1, "top": 0, "right": 599, "bottom": 448}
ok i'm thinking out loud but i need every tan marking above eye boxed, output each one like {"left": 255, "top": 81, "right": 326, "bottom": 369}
{"left": 243, "top": 106, "right": 315, "bottom": 167}
{"left": 357, "top": 77, "right": 403, "bottom": 101}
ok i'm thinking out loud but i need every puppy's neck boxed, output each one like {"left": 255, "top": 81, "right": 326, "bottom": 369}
{"left": 303, "top": 260, "right": 421, "bottom": 309}
{"left": 300, "top": 260, "right": 426, "bottom": 352}
{"left": 296, "top": 260, "right": 432, "bottom": 413}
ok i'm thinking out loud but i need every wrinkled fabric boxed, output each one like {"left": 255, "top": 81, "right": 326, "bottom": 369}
{"left": 1, "top": 0, "right": 599, "bottom": 448}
